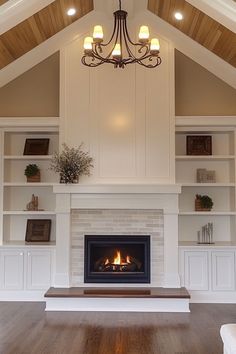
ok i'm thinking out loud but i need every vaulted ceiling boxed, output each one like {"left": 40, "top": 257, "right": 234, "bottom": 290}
{"left": 0, "top": 0, "right": 235, "bottom": 84}
{"left": 0, "top": 0, "right": 93, "bottom": 69}
{"left": 148, "top": 0, "right": 236, "bottom": 68}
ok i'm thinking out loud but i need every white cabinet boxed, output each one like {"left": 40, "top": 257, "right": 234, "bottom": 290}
{"left": 179, "top": 246, "right": 236, "bottom": 301}
{"left": 26, "top": 250, "right": 52, "bottom": 290}
{"left": 184, "top": 251, "right": 209, "bottom": 290}
{"left": 0, "top": 250, "right": 24, "bottom": 290}
{"left": 212, "top": 251, "right": 235, "bottom": 291}
{"left": 0, "top": 247, "right": 54, "bottom": 292}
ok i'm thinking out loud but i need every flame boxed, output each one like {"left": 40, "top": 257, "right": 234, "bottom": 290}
{"left": 126, "top": 255, "right": 131, "bottom": 264}
{"left": 105, "top": 258, "right": 109, "bottom": 265}
{"left": 114, "top": 251, "right": 121, "bottom": 265}
{"left": 111, "top": 250, "right": 131, "bottom": 265}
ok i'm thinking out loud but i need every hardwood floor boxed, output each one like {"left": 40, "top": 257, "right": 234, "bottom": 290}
{"left": 0, "top": 302, "right": 234, "bottom": 354}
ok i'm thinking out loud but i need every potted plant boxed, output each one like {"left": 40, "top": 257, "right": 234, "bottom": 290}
{"left": 50, "top": 143, "right": 93, "bottom": 184}
{"left": 195, "top": 194, "right": 213, "bottom": 211}
{"left": 24, "top": 164, "right": 40, "bottom": 182}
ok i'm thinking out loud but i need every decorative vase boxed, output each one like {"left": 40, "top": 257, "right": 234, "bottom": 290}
{"left": 60, "top": 174, "right": 79, "bottom": 184}
{"left": 27, "top": 171, "right": 40, "bottom": 183}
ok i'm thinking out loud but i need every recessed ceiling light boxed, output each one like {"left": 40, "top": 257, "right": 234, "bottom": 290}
{"left": 67, "top": 8, "right": 76, "bottom": 16}
{"left": 174, "top": 12, "right": 183, "bottom": 20}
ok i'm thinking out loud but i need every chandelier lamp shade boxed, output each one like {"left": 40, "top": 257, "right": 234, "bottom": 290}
{"left": 81, "top": 0, "right": 162, "bottom": 69}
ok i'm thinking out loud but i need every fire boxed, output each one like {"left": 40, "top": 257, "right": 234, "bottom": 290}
{"left": 112, "top": 250, "right": 131, "bottom": 265}
{"left": 114, "top": 251, "right": 121, "bottom": 264}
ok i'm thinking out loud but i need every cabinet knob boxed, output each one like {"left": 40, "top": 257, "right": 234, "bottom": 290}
{"left": 28, "top": 252, "right": 30, "bottom": 256}
{"left": 20, "top": 253, "right": 23, "bottom": 256}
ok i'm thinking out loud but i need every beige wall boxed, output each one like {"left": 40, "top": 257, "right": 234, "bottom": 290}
{"left": 0, "top": 52, "right": 59, "bottom": 117}
{"left": 175, "top": 50, "right": 236, "bottom": 116}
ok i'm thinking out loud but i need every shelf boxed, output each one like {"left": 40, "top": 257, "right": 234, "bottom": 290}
{"left": 3, "top": 182, "right": 56, "bottom": 187}
{"left": 180, "top": 183, "right": 235, "bottom": 187}
{"left": 176, "top": 155, "right": 235, "bottom": 161}
{"left": 0, "top": 241, "right": 56, "bottom": 247}
{"left": 3, "top": 211, "right": 56, "bottom": 215}
{"left": 179, "top": 211, "right": 236, "bottom": 216}
{"left": 178, "top": 241, "right": 236, "bottom": 248}
{"left": 4, "top": 155, "right": 53, "bottom": 160}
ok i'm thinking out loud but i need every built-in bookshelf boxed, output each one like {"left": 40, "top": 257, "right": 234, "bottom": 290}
{"left": 176, "top": 119, "right": 236, "bottom": 244}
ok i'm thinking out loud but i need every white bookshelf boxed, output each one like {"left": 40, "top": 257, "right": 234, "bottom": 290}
{"left": 176, "top": 122, "right": 236, "bottom": 243}
{"left": 0, "top": 123, "right": 59, "bottom": 245}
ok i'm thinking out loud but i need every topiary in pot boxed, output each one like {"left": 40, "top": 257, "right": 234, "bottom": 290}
{"left": 24, "top": 164, "right": 40, "bottom": 183}
{"left": 195, "top": 194, "right": 213, "bottom": 211}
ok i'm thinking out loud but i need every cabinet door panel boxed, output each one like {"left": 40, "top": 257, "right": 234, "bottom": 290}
{"left": 26, "top": 250, "right": 51, "bottom": 290}
{"left": 0, "top": 251, "right": 24, "bottom": 290}
{"left": 184, "top": 251, "right": 209, "bottom": 290}
{"left": 212, "top": 252, "right": 235, "bottom": 291}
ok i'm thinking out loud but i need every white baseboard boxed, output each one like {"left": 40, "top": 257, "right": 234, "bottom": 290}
{"left": 189, "top": 291, "right": 236, "bottom": 303}
{"left": 0, "top": 291, "right": 46, "bottom": 302}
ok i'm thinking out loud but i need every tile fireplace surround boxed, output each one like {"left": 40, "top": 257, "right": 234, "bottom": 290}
{"left": 53, "top": 184, "right": 181, "bottom": 289}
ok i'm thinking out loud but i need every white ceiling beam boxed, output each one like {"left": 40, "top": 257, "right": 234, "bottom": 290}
{"left": 0, "top": 10, "right": 100, "bottom": 87}
{"left": 0, "top": 0, "right": 55, "bottom": 35}
{"left": 186, "top": 0, "right": 236, "bottom": 33}
{"left": 144, "top": 10, "right": 236, "bottom": 89}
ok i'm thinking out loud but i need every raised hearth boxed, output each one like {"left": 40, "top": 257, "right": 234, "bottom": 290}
{"left": 45, "top": 287, "right": 190, "bottom": 312}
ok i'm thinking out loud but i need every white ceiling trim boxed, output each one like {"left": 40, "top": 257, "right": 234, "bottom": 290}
{"left": 0, "top": 0, "right": 55, "bottom": 35}
{"left": 0, "top": 10, "right": 99, "bottom": 87}
{"left": 186, "top": 0, "right": 236, "bottom": 33}
{"left": 145, "top": 10, "right": 236, "bottom": 89}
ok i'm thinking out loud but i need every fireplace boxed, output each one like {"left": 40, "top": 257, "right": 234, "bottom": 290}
{"left": 84, "top": 235, "right": 151, "bottom": 283}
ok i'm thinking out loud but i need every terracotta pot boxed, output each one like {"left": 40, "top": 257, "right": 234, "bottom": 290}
{"left": 27, "top": 171, "right": 40, "bottom": 183}
{"left": 195, "top": 199, "right": 211, "bottom": 212}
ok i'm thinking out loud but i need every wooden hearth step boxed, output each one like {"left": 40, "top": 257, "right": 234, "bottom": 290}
{"left": 45, "top": 287, "right": 190, "bottom": 299}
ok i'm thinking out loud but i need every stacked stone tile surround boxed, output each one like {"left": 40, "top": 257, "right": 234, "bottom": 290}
{"left": 71, "top": 209, "right": 164, "bottom": 287}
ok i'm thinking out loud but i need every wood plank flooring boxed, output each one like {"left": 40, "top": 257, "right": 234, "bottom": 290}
{"left": 0, "top": 302, "right": 235, "bottom": 353}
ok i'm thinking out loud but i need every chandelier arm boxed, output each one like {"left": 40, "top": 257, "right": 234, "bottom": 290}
{"left": 123, "top": 19, "right": 140, "bottom": 47}
{"left": 122, "top": 20, "right": 135, "bottom": 59}
{"left": 82, "top": 54, "right": 118, "bottom": 67}
{"left": 100, "top": 14, "right": 118, "bottom": 47}
{"left": 119, "top": 18, "right": 123, "bottom": 57}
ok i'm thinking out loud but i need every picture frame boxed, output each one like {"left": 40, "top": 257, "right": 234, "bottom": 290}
{"left": 25, "top": 219, "right": 51, "bottom": 242}
{"left": 196, "top": 169, "right": 216, "bottom": 183}
{"left": 186, "top": 135, "right": 212, "bottom": 155}
{"left": 23, "top": 138, "right": 49, "bottom": 155}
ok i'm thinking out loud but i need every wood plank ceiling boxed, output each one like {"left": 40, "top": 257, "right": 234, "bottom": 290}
{"left": 0, "top": 0, "right": 9, "bottom": 5}
{"left": 148, "top": 0, "right": 236, "bottom": 68}
{"left": 0, "top": 0, "right": 93, "bottom": 69}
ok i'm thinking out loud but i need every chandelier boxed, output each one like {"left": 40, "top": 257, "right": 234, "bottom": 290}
{"left": 81, "top": 0, "right": 161, "bottom": 69}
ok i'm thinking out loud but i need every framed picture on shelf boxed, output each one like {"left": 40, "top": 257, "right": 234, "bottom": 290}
{"left": 25, "top": 219, "right": 51, "bottom": 242}
{"left": 23, "top": 138, "right": 50, "bottom": 155}
{"left": 186, "top": 135, "right": 212, "bottom": 155}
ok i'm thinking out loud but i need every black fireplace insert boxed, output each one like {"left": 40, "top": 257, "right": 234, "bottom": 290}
{"left": 84, "top": 235, "right": 150, "bottom": 283}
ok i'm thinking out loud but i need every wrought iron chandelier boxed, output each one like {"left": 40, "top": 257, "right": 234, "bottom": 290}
{"left": 81, "top": 0, "right": 162, "bottom": 69}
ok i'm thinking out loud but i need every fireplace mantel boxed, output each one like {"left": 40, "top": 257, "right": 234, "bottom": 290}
{"left": 53, "top": 184, "right": 181, "bottom": 195}
{"left": 53, "top": 184, "right": 181, "bottom": 289}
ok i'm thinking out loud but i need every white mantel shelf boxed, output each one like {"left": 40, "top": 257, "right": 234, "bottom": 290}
{"left": 53, "top": 184, "right": 182, "bottom": 195}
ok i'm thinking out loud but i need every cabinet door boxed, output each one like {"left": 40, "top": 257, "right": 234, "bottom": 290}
{"left": 184, "top": 251, "right": 209, "bottom": 291}
{"left": 212, "top": 252, "right": 235, "bottom": 291}
{"left": 0, "top": 250, "right": 24, "bottom": 290}
{"left": 26, "top": 250, "right": 51, "bottom": 290}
